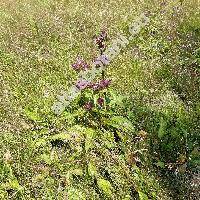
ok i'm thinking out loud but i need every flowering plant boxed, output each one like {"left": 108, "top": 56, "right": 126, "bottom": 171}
{"left": 23, "top": 30, "right": 142, "bottom": 199}
{"left": 67, "top": 30, "right": 121, "bottom": 126}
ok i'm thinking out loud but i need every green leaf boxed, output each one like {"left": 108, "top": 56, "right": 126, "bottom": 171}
{"left": 123, "top": 195, "right": 131, "bottom": 200}
{"left": 158, "top": 117, "right": 167, "bottom": 139}
{"left": 9, "top": 179, "right": 23, "bottom": 191}
{"left": 62, "top": 111, "right": 75, "bottom": 125}
{"left": 103, "top": 131, "right": 115, "bottom": 148}
{"left": 156, "top": 161, "right": 165, "bottom": 168}
{"left": 71, "top": 168, "right": 83, "bottom": 176}
{"left": 67, "top": 187, "right": 86, "bottom": 200}
{"left": 88, "top": 162, "right": 97, "bottom": 177}
{"left": 138, "top": 191, "right": 148, "bottom": 200}
{"left": 72, "top": 108, "right": 86, "bottom": 118}
{"left": 68, "top": 125, "right": 85, "bottom": 142}
{"left": 108, "top": 116, "right": 135, "bottom": 132}
{"left": 39, "top": 153, "right": 52, "bottom": 165}
{"left": 68, "top": 125, "right": 86, "bottom": 133}
{"left": 24, "top": 107, "right": 42, "bottom": 122}
{"left": 50, "top": 133, "right": 71, "bottom": 141}
{"left": 97, "top": 178, "right": 112, "bottom": 196}
{"left": 34, "top": 138, "right": 47, "bottom": 148}
{"left": 109, "top": 90, "right": 125, "bottom": 106}
{"left": 85, "top": 128, "right": 96, "bottom": 152}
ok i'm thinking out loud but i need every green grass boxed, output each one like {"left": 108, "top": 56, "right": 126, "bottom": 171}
{"left": 0, "top": 0, "right": 199, "bottom": 199}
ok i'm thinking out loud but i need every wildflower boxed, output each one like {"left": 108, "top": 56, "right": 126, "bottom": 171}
{"left": 95, "top": 39, "right": 105, "bottom": 50}
{"left": 76, "top": 80, "right": 91, "bottom": 90}
{"left": 72, "top": 58, "right": 90, "bottom": 72}
{"left": 97, "top": 97, "right": 104, "bottom": 106}
{"left": 94, "top": 55, "right": 110, "bottom": 68}
{"left": 84, "top": 102, "right": 93, "bottom": 110}
{"left": 92, "top": 79, "right": 111, "bottom": 91}
{"left": 95, "top": 36, "right": 104, "bottom": 45}
{"left": 100, "top": 30, "right": 107, "bottom": 40}
{"left": 99, "top": 79, "right": 111, "bottom": 88}
{"left": 94, "top": 30, "right": 107, "bottom": 50}
{"left": 92, "top": 83, "right": 101, "bottom": 91}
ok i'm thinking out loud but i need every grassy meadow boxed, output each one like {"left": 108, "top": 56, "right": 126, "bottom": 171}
{"left": 0, "top": 0, "right": 199, "bottom": 199}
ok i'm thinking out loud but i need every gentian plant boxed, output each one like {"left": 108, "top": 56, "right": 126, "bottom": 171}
{"left": 68, "top": 30, "right": 132, "bottom": 131}
{"left": 60, "top": 32, "right": 137, "bottom": 197}
{"left": 23, "top": 30, "right": 149, "bottom": 199}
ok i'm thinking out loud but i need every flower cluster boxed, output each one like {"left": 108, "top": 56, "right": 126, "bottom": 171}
{"left": 71, "top": 30, "right": 111, "bottom": 111}
{"left": 92, "top": 79, "right": 111, "bottom": 91}
{"left": 76, "top": 80, "right": 92, "bottom": 90}
{"left": 83, "top": 97, "right": 104, "bottom": 110}
{"left": 75, "top": 79, "right": 111, "bottom": 91}
{"left": 97, "top": 97, "right": 104, "bottom": 106}
{"left": 72, "top": 58, "right": 90, "bottom": 72}
{"left": 94, "top": 30, "right": 107, "bottom": 51}
{"left": 84, "top": 101, "right": 93, "bottom": 110}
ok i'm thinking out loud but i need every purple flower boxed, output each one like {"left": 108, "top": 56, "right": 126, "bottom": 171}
{"left": 99, "top": 79, "right": 111, "bottom": 88}
{"left": 94, "top": 55, "right": 110, "bottom": 68}
{"left": 95, "top": 38, "right": 105, "bottom": 50}
{"left": 71, "top": 58, "right": 90, "bottom": 72}
{"left": 91, "top": 79, "right": 111, "bottom": 91}
{"left": 94, "top": 30, "right": 107, "bottom": 50}
{"left": 76, "top": 80, "right": 91, "bottom": 90}
{"left": 84, "top": 102, "right": 93, "bottom": 110}
{"left": 97, "top": 97, "right": 104, "bottom": 106}
{"left": 95, "top": 37, "right": 104, "bottom": 45}
{"left": 100, "top": 30, "right": 107, "bottom": 40}
{"left": 92, "top": 83, "right": 101, "bottom": 91}
{"left": 72, "top": 63, "right": 79, "bottom": 71}
{"left": 99, "top": 55, "right": 110, "bottom": 65}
